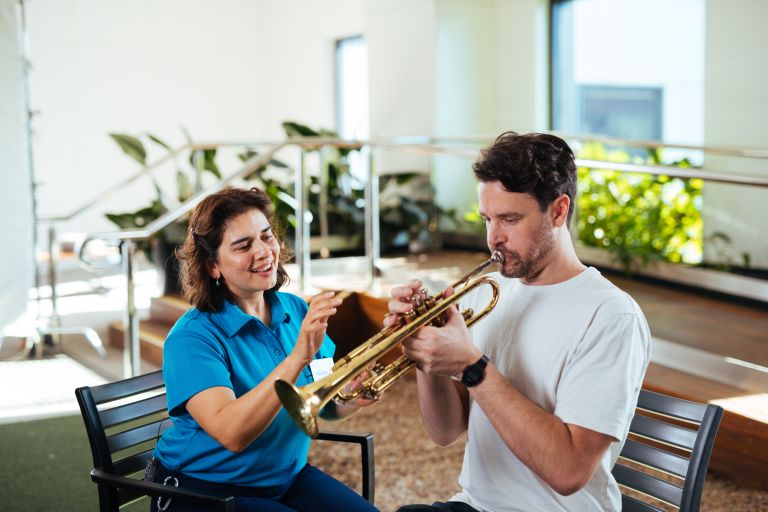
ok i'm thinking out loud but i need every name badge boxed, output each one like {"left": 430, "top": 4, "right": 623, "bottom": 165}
{"left": 309, "top": 357, "right": 334, "bottom": 381}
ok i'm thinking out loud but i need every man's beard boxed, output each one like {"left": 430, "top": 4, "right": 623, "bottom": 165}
{"left": 494, "top": 218, "right": 554, "bottom": 280}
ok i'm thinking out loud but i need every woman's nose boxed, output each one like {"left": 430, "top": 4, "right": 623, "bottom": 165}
{"left": 251, "top": 240, "right": 271, "bottom": 258}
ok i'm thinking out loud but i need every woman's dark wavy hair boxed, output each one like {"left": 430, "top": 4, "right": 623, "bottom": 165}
{"left": 472, "top": 132, "right": 577, "bottom": 225}
{"left": 176, "top": 187, "right": 291, "bottom": 312}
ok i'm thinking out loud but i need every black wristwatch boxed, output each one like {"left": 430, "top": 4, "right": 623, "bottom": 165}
{"left": 461, "top": 354, "right": 489, "bottom": 387}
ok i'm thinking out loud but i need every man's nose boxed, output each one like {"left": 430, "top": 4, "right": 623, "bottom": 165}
{"left": 487, "top": 221, "right": 506, "bottom": 246}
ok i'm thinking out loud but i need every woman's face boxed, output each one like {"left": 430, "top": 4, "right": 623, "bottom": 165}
{"left": 210, "top": 208, "right": 281, "bottom": 299}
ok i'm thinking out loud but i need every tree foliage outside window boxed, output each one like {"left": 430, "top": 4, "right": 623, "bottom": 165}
{"left": 575, "top": 142, "right": 703, "bottom": 273}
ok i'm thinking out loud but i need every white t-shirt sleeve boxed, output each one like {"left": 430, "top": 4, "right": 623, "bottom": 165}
{"left": 554, "top": 311, "right": 650, "bottom": 441}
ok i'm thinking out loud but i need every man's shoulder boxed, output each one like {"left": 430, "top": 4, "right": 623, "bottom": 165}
{"left": 581, "top": 269, "right": 643, "bottom": 315}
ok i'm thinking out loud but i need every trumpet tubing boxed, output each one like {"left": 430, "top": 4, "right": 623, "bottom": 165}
{"left": 275, "top": 251, "right": 503, "bottom": 438}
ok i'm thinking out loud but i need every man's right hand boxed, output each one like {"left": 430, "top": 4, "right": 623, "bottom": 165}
{"left": 384, "top": 279, "right": 423, "bottom": 327}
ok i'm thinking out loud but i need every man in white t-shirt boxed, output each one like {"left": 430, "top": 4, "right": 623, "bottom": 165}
{"left": 387, "top": 132, "right": 651, "bottom": 512}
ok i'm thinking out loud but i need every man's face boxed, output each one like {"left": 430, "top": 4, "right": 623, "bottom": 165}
{"left": 478, "top": 181, "right": 555, "bottom": 281}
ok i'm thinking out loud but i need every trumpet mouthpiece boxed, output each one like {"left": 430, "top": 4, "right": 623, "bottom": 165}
{"left": 490, "top": 250, "right": 505, "bottom": 263}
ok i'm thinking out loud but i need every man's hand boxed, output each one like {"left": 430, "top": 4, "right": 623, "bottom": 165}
{"left": 384, "top": 279, "right": 423, "bottom": 327}
{"left": 401, "top": 303, "right": 482, "bottom": 377}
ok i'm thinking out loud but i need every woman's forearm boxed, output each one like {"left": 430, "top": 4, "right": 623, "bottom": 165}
{"left": 191, "top": 354, "right": 308, "bottom": 452}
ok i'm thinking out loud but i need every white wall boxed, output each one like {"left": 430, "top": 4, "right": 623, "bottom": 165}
{"left": 27, "top": 0, "right": 364, "bottom": 235}
{"left": 0, "top": 0, "right": 35, "bottom": 329}
{"left": 432, "top": 0, "right": 549, "bottom": 228}
{"left": 703, "top": 0, "right": 768, "bottom": 268}
{"left": 366, "top": 0, "right": 436, "bottom": 175}
{"left": 21, "top": 0, "right": 768, "bottom": 268}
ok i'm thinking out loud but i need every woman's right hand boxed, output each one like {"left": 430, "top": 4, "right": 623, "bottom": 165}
{"left": 293, "top": 292, "right": 342, "bottom": 365}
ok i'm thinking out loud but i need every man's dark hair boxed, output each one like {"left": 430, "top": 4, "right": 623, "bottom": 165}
{"left": 176, "top": 187, "right": 291, "bottom": 312}
{"left": 472, "top": 132, "right": 577, "bottom": 224}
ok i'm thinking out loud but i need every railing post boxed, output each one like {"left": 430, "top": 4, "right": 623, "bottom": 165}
{"left": 294, "top": 149, "right": 311, "bottom": 293}
{"left": 318, "top": 149, "right": 330, "bottom": 259}
{"left": 121, "top": 240, "right": 141, "bottom": 377}
{"left": 46, "top": 223, "right": 60, "bottom": 347}
{"left": 193, "top": 148, "right": 204, "bottom": 192}
{"left": 363, "top": 146, "right": 380, "bottom": 290}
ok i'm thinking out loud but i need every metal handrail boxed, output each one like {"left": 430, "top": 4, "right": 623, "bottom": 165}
{"left": 37, "top": 142, "right": 263, "bottom": 223}
{"left": 74, "top": 136, "right": 768, "bottom": 377}
{"left": 81, "top": 143, "right": 287, "bottom": 376}
{"left": 54, "top": 136, "right": 768, "bottom": 236}
{"left": 386, "top": 133, "right": 768, "bottom": 160}
{"left": 369, "top": 141, "right": 768, "bottom": 188}
{"left": 575, "top": 159, "right": 768, "bottom": 188}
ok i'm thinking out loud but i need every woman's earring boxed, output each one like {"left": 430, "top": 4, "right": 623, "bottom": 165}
{"left": 215, "top": 278, "right": 220, "bottom": 287}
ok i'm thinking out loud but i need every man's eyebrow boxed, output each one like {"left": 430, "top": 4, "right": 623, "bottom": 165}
{"left": 478, "top": 211, "right": 524, "bottom": 219}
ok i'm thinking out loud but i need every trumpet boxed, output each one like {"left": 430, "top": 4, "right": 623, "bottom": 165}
{"left": 275, "top": 251, "right": 504, "bottom": 438}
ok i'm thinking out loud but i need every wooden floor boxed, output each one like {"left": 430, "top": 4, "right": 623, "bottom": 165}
{"left": 606, "top": 272, "right": 768, "bottom": 367}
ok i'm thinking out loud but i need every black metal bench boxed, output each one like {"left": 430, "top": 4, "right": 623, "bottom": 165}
{"left": 614, "top": 389, "right": 723, "bottom": 511}
{"left": 76, "top": 370, "right": 375, "bottom": 511}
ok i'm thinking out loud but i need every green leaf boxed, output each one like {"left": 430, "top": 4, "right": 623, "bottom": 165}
{"left": 176, "top": 170, "right": 193, "bottom": 202}
{"left": 282, "top": 121, "right": 322, "bottom": 137}
{"left": 238, "top": 149, "right": 258, "bottom": 162}
{"left": 189, "top": 148, "right": 221, "bottom": 179}
{"left": 109, "top": 133, "right": 146, "bottom": 165}
{"left": 146, "top": 133, "right": 173, "bottom": 151}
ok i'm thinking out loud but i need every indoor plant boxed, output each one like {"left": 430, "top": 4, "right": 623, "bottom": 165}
{"left": 104, "top": 132, "right": 222, "bottom": 295}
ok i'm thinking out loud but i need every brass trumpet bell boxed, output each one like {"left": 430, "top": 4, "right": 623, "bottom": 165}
{"left": 275, "top": 251, "right": 503, "bottom": 438}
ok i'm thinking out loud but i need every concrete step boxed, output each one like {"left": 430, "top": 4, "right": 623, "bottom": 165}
{"left": 149, "top": 295, "right": 191, "bottom": 326}
{"left": 108, "top": 319, "right": 168, "bottom": 368}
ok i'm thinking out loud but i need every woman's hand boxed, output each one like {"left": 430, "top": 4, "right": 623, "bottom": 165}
{"left": 292, "top": 292, "right": 342, "bottom": 365}
{"left": 342, "top": 368, "right": 379, "bottom": 407}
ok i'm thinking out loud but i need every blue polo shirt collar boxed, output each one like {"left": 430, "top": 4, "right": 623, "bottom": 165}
{"left": 216, "top": 291, "right": 291, "bottom": 337}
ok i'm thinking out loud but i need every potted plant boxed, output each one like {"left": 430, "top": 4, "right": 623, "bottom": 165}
{"left": 279, "top": 121, "right": 451, "bottom": 255}
{"left": 104, "top": 132, "right": 222, "bottom": 295}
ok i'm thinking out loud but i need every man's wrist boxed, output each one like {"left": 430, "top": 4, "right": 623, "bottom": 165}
{"left": 461, "top": 354, "right": 490, "bottom": 388}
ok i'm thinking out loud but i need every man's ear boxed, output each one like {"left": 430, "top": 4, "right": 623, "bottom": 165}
{"left": 551, "top": 194, "right": 571, "bottom": 228}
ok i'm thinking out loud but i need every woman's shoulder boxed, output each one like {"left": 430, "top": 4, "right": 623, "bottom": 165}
{"left": 166, "top": 308, "right": 224, "bottom": 343}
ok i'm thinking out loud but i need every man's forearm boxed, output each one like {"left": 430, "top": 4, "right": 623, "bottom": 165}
{"left": 470, "top": 365, "right": 608, "bottom": 495}
{"left": 416, "top": 370, "right": 469, "bottom": 446}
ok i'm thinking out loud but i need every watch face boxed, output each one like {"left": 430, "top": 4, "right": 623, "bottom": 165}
{"left": 462, "top": 355, "right": 488, "bottom": 387}
{"left": 463, "top": 367, "right": 481, "bottom": 386}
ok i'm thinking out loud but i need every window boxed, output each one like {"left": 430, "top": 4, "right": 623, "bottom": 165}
{"left": 551, "top": 0, "right": 704, "bottom": 150}
{"left": 335, "top": 36, "right": 369, "bottom": 140}
{"left": 552, "top": 0, "right": 707, "bottom": 266}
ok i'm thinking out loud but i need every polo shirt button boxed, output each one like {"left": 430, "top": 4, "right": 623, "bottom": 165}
{"left": 274, "top": 349, "right": 281, "bottom": 356}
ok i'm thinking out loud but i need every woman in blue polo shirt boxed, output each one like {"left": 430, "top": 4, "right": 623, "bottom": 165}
{"left": 150, "top": 187, "right": 378, "bottom": 512}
